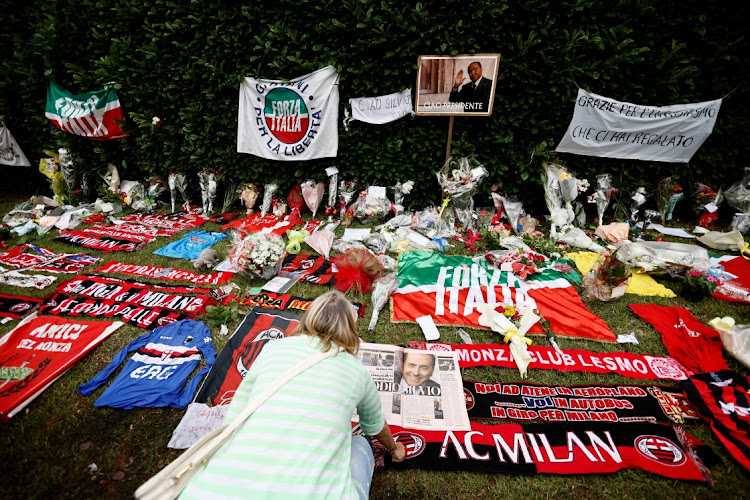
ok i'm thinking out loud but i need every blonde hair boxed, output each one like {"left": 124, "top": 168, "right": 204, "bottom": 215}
{"left": 294, "top": 291, "right": 360, "bottom": 355}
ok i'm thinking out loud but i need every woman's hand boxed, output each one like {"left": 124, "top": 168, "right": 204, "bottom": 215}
{"left": 389, "top": 442, "right": 406, "bottom": 463}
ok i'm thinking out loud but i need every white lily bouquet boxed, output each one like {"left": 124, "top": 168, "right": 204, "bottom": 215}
{"left": 228, "top": 232, "right": 286, "bottom": 279}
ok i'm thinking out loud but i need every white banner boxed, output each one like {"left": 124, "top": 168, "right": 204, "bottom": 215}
{"left": 0, "top": 122, "right": 31, "bottom": 167}
{"left": 237, "top": 66, "right": 339, "bottom": 161}
{"left": 555, "top": 89, "right": 722, "bottom": 163}
{"left": 344, "top": 88, "right": 413, "bottom": 130}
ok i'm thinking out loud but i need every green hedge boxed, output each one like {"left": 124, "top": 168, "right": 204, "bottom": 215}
{"left": 1, "top": 0, "right": 748, "bottom": 212}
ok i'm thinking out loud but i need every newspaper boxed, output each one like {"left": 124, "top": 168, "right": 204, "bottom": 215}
{"left": 354, "top": 342, "right": 470, "bottom": 431}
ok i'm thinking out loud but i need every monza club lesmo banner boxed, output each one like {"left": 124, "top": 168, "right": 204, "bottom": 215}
{"left": 386, "top": 421, "right": 712, "bottom": 484}
{"left": 423, "top": 342, "right": 692, "bottom": 381}
{"left": 238, "top": 66, "right": 339, "bottom": 161}
{"left": 0, "top": 314, "right": 123, "bottom": 421}
{"left": 392, "top": 251, "right": 616, "bottom": 342}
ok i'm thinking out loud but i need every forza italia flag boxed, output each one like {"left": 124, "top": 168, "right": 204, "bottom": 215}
{"left": 46, "top": 82, "right": 128, "bottom": 140}
{"left": 238, "top": 66, "right": 339, "bottom": 160}
{"left": 392, "top": 251, "right": 616, "bottom": 342}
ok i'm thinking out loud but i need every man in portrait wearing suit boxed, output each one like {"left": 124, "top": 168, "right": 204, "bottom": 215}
{"left": 448, "top": 61, "right": 493, "bottom": 113}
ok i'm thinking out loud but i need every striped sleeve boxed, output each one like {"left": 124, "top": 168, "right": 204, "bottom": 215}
{"left": 355, "top": 370, "right": 385, "bottom": 435}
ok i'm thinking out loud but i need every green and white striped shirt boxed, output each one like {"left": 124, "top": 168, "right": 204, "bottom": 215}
{"left": 182, "top": 335, "right": 385, "bottom": 499}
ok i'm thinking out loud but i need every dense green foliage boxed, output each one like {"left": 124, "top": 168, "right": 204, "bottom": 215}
{"left": 1, "top": 0, "right": 748, "bottom": 211}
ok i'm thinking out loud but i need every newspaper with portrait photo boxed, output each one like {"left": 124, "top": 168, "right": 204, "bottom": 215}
{"left": 354, "top": 342, "right": 470, "bottom": 431}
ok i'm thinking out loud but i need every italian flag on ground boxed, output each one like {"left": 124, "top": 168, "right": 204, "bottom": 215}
{"left": 391, "top": 251, "right": 616, "bottom": 342}
{"left": 45, "top": 81, "right": 128, "bottom": 140}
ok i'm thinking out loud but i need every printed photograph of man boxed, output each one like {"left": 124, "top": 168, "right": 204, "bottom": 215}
{"left": 398, "top": 352, "right": 441, "bottom": 396}
{"left": 448, "top": 61, "right": 492, "bottom": 113}
{"left": 415, "top": 54, "right": 499, "bottom": 116}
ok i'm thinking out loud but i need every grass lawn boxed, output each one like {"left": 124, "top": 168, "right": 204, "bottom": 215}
{"left": 0, "top": 193, "right": 749, "bottom": 499}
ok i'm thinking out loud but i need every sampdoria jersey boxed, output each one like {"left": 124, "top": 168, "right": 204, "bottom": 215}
{"left": 78, "top": 319, "right": 216, "bottom": 409}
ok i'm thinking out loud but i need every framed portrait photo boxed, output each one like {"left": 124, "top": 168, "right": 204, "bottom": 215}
{"left": 415, "top": 54, "right": 500, "bottom": 116}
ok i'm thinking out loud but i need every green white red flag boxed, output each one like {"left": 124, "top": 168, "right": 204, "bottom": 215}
{"left": 45, "top": 82, "right": 128, "bottom": 140}
{"left": 391, "top": 251, "right": 616, "bottom": 342}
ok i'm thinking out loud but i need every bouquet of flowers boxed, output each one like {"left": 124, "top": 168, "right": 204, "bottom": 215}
{"left": 437, "top": 156, "right": 488, "bottom": 230}
{"left": 393, "top": 180, "right": 414, "bottom": 215}
{"left": 351, "top": 189, "right": 393, "bottom": 222}
{"left": 477, "top": 303, "right": 538, "bottom": 378}
{"left": 725, "top": 168, "right": 750, "bottom": 234}
{"left": 581, "top": 248, "right": 632, "bottom": 301}
{"left": 368, "top": 274, "right": 398, "bottom": 330}
{"left": 198, "top": 170, "right": 218, "bottom": 214}
{"left": 168, "top": 171, "right": 187, "bottom": 212}
{"left": 541, "top": 162, "right": 569, "bottom": 232}
{"left": 228, "top": 232, "right": 286, "bottom": 279}
{"left": 656, "top": 177, "right": 683, "bottom": 222}
{"left": 587, "top": 173, "right": 613, "bottom": 227}
{"left": 629, "top": 187, "right": 647, "bottom": 221}
{"left": 261, "top": 183, "right": 278, "bottom": 217}
{"left": 681, "top": 270, "right": 720, "bottom": 301}
{"left": 239, "top": 184, "right": 260, "bottom": 215}
{"left": 693, "top": 183, "right": 721, "bottom": 213}
{"left": 485, "top": 249, "right": 546, "bottom": 280}
{"left": 300, "top": 180, "right": 324, "bottom": 218}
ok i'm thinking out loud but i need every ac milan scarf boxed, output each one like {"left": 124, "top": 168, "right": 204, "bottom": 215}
{"left": 117, "top": 211, "right": 208, "bottom": 235}
{"left": 45, "top": 82, "right": 128, "bottom": 140}
{"left": 235, "top": 292, "right": 365, "bottom": 317}
{"left": 55, "top": 230, "right": 146, "bottom": 253}
{"left": 682, "top": 370, "right": 750, "bottom": 472}
{"left": 280, "top": 254, "right": 336, "bottom": 285}
{"left": 463, "top": 380, "right": 700, "bottom": 426}
{"left": 0, "top": 244, "right": 99, "bottom": 273}
{"left": 629, "top": 304, "right": 728, "bottom": 374}
{"left": 386, "top": 421, "right": 712, "bottom": 484}
{"left": 40, "top": 293, "right": 188, "bottom": 330}
{"left": 0, "top": 313, "right": 123, "bottom": 421}
{"left": 420, "top": 343, "right": 692, "bottom": 381}
{"left": 57, "top": 275, "right": 212, "bottom": 295}
{"left": 194, "top": 308, "right": 301, "bottom": 406}
{"left": 95, "top": 261, "right": 233, "bottom": 285}
{"left": 221, "top": 211, "right": 303, "bottom": 236}
{"left": 0, "top": 294, "right": 44, "bottom": 319}
{"left": 81, "top": 225, "right": 157, "bottom": 243}
{"left": 55, "top": 276, "right": 213, "bottom": 315}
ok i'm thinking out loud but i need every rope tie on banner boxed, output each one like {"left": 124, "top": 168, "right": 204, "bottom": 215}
{"left": 741, "top": 242, "right": 750, "bottom": 260}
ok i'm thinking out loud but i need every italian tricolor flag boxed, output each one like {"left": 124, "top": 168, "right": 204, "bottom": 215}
{"left": 392, "top": 251, "right": 616, "bottom": 342}
{"left": 45, "top": 82, "right": 128, "bottom": 140}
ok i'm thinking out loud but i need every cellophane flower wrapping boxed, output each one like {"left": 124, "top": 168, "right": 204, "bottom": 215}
{"left": 393, "top": 180, "right": 414, "bottom": 215}
{"left": 502, "top": 197, "right": 523, "bottom": 231}
{"left": 228, "top": 232, "right": 286, "bottom": 278}
{"left": 594, "top": 173, "right": 612, "bottom": 226}
{"left": 718, "top": 324, "right": 750, "bottom": 370}
{"left": 198, "top": 171, "right": 217, "bottom": 214}
{"left": 542, "top": 163, "right": 569, "bottom": 228}
{"left": 261, "top": 183, "right": 278, "bottom": 217}
{"left": 287, "top": 184, "right": 305, "bottom": 213}
{"left": 300, "top": 180, "right": 325, "bottom": 218}
{"left": 327, "top": 172, "right": 338, "bottom": 209}
{"left": 725, "top": 168, "right": 750, "bottom": 212}
{"left": 58, "top": 148, "right": 76, "bottom": 191}
{"left": 437, "top": 157, "right": 488, "bottom": 228}
{"left": 368, "top": 274, "right": 398, "bottom": 330}
{"left": 581, "top": 249, "right": 632, "bottom": 301}
{"left": 614, "top": 240, "right": 710, "bottom": 275}
{"left": 353, "top": 190, "right": 392, "bottom": 222}
{"left": 339, "top": 180, "right": 357, "bottom": 208}
{"left": 330, "top": 248, "right": 384, "bottom": 294}
{"left": 168, "top": 172, "right": 187, "bottom": 212}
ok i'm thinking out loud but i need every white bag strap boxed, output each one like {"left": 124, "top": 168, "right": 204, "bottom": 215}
{"left": 134, "top": 346, "right": 340, "bottom": 500}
